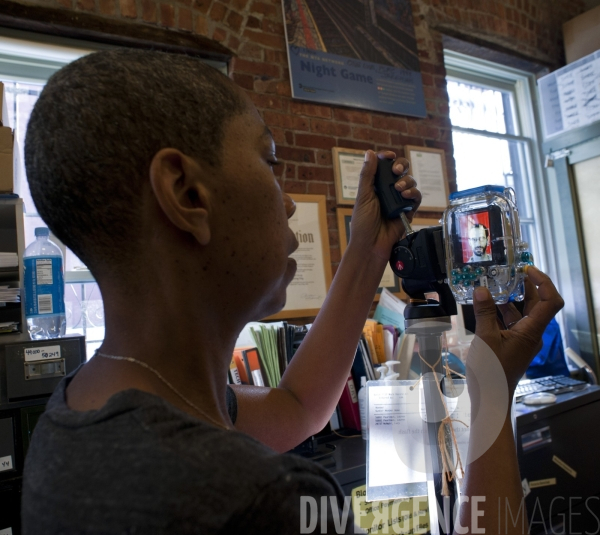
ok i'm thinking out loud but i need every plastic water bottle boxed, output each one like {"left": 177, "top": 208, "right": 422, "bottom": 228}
{"left": 23, "top": 227, "right": 66, "bottom": 339}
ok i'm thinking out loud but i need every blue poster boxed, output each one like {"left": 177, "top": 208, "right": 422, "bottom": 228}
{"left": 282, "top": 0, "right": 426, "bottom": 118}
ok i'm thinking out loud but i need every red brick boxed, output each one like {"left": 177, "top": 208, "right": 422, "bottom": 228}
{"left": 277, "top": 146, "right": 315, "bottom": 163}
{"left": 246, "top": 16, "right": 261, "bottom": 29}
{"left": 120, "top": 0, "right": 137, "bottom": 17}
{"left": 327, "top": 228, "right": 339, "bottom": 247}
{"left": 210, "top": 2, "right": 227, "bottom": 22}
{"left": 275, "top": 81, "right": 291, "bottom": 96}
{"left": 268, "top": 126, "right": 285, "bottom": 144}
{"left": 179, "top": 7, "right": 193, "bottom": 31}
{"left": 231, "top": 0, "right": 248, "bottom": 9}
{"left": 239, "top": 42, "right": 263, "bottom": 61}
{"left": 250, "top": 0, "right": 278, "bottom": 17}
{"left": 77, "top": 0, "right": 95, "bottom": 10}
{"left": 232, "top": 73, "right": 254, "bottom": 90}
{"left": 99, "top": 0, "right": 115, "bottom": 15}
{"left": 213, "top": 27, "right": 227, "bottom": 42}
{"left": 227, "top": 35, "right": 241, "bottom": 51}
{"left": 192, "top": 0, "right": 210, "bottom": 14}
{"left": 284, "top": 163, "right": 296, "bottom": 180}
{"left": 335, "top": 138, "right": 370, "bottom": 151}
{"left": 372, "top": 116, "right": 407, "bottom": 132}
{"left": 330, "top": 246, "right": 341, "bottom": 265}
{"left": 352, "top": 127, "right": 390, "bottom": 145}
{"left": 291, "top": 116, "right": 310, "bottom": 131}
{"left": 226, "top": 11, "right": 244, "bottom": 33}
{"left": 290, "top": 102, "right": 332, "bottom": 118}
{"left": 233, "top": 58, "right": 279, "bottom": 78}
{"left": 262, "top": 20, "right": 283, "bottom": 34}
{"left": 265, "top": 49, "right": 286, "bottom": 64}
{"left": 316, "top": 150, "right": 332, "bottom": 166}
{"left": 298, "top": 166, "right": 333, "bottom": 181}
{"left": 141, "top": 0, "right": 156, "bottom": 22}
{"left": 243, "top": 29, "right": 285, "bottom": 49}
{"left": 284, "top": 180, "right": 306, "bottom": 194}
{"left": 285, "top": 131, "right": 294, "bottom": 145}
{"left": 309, "top": 118, "right": 351, "bottom": 137}
{"left": 332, "top": 108, "right": 370, "bottom": 125}
{"left": 194, "top": 14, "right": 208, "bottom": 34}
{"left": 307, "top": 182, "right": 330, "bottom": 196}
{"left": 57, "top": 0, "right": 73, "bottom": 8}
{"left": 295, "top": 133, "right": 336, "bottom": 150}
{"left": 159, "top": 3, "right": 175, "bottom": 26}
{"left": 248, "top": 92, "right": 284, "bottom": 110}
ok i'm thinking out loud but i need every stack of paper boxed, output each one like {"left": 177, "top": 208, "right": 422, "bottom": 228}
{"left": 0, "top": 252, "right": 18, "bottom": 268}
{"left": 0, "top": 285, "right": 19, "bottom": 302}
{"left": 0, "top": 321, "right": 18, "bottom": 333}
{"left": 251, "top": 325, "right": 283, "bottom": 387}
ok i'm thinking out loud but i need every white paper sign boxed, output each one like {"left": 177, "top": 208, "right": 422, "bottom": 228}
{"left": 24, "top": 345, "right": 61, "bottom": 362}
{"left": 0, "top": 455, "right": 13, "bottom": 472}
{"left": 284, "top": 202, "right": 328, "bottom": 311}
{"left": 409, "top": 150, "right": 448, "bottom": 210}
{"left": 0, "top": 528, "right": 13, "bottom": 535}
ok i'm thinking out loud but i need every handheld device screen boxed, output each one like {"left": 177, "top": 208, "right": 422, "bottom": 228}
{"left": 452, "top": 207, "right": 506, "bottom": 267}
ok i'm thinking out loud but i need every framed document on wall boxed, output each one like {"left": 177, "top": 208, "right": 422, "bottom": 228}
{"left": 332, "top": 147, "right": 365, "bottom": 206}
{"left": 267, "top": 194, "right": 332, "bottom": 320}
{"left": 336, "top": 207, "right": 406, "bottom": 301}
{"left": 405, "top": 146, "right": 450, "bottom": 211}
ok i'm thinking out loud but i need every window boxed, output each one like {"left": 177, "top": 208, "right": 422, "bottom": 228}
{"left": 444, "top": 50, "right": 551, "bottom": 275}
{"left": 1, "top": 31, "right": 107, "bottom": 357}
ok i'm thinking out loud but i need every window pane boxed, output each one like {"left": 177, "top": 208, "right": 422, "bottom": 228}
{"left": 65, "top": 282, "right": 105, "bottom": 359}
{"left": 447, "top": 80, "right": 516, "bottom": 135}
{"left": 452, "top": 131, "right": 514, "bottom": 189}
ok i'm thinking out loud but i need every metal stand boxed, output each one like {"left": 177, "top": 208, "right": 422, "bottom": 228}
{"left": 403, "top": 279, "right": 458, "bottom": 535}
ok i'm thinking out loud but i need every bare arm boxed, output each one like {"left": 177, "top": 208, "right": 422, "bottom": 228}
{"left": 456, "top": 267, "right": 564, "bottom": 534}
{"left": 232, "top": 150, "right": 421, "bottom": 452}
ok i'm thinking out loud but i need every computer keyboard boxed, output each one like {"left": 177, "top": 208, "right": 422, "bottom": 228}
{"left": 515, "top": 375, "right": 588, "bottom": 402}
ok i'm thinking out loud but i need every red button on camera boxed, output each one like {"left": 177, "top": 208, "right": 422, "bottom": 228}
{"left": 396, "top": 261, "right": 405, "bottom": 271}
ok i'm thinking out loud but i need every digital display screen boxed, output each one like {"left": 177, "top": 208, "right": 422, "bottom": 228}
{"left": 457, "top": 210, "right": 492, "bottom": 264}
{"left": 452, "top": 206, "right": 506, "bottom": 267}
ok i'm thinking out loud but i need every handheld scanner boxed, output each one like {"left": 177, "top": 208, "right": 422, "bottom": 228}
{"left": 374, "top": 158, "right": 417, "bottom": 219}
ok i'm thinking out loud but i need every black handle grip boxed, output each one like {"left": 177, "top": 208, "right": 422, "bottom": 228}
{"left": 374, "top": 158, "right": 416, "bottom": 219}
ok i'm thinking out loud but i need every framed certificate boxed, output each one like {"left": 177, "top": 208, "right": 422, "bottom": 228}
{"left": 405, "top": 146, "right": 450, "bottom": 211}
{"left": 267, "top": 194, "right": 332, "bottom": 320}
{"left": 336, "top": 207, "right": 406, "bottom": 301}
{"left": 332, "top": 147, "right": 365, "bottom": 206}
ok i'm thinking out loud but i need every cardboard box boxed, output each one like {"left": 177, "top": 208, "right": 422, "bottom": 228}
{"left": 564, "top": 5, "right": 600, "bottom": 63}
{"left": 0, "top": 127, "right": 14, "bottom": 193}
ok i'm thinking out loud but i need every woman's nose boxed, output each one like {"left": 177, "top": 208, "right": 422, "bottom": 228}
{"left": 283, "top": 193, "right": 296, "bottom": 219}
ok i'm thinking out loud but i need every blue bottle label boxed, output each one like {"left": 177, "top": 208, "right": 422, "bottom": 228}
{"left": 24, "top": 256, "right": 65, "bottom": 316}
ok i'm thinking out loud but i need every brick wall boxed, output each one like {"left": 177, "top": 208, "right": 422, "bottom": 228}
{"left": 3, "top": 0, "right": 588, "bottom": 289}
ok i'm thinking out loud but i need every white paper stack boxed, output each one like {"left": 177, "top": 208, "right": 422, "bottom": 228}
{"left": 0, "top": 285, "right": 20, "bottom": 303}
{"left": 0, "top": 252, "right": 18, "bottom": 268}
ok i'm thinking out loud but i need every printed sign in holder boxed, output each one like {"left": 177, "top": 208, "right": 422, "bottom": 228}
{"left": 365, "top": 378, "right": 471, "bottom": 535}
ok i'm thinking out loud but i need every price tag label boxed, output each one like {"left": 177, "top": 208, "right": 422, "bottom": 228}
{"left": 0, "top": 527, "right": 13, "bottom": 535}
{"left": 24, "top": 345, "right": 62, "bottom": 362}
{"left": 0, "top": 455, "right": 13, "bottom": 472}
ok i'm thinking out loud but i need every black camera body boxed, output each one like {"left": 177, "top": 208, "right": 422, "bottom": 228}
{"left": 375, "top": 159, "right": 532, "bottom": 313}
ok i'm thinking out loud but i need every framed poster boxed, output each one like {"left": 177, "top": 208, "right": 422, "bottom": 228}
{"left": 267, "top": 194, "right": 332, "bottom": 319}
{"left": 281, "top": 0, "right": 426, "bottom": 118}
{"left": 332, "top": 147, "right": 365, "bottom": 206}
{"left": 336, "top": 207, "right": 405, "bottom": 301}
{"left": 405, "top": 146, "right": 450, "bottom": 211}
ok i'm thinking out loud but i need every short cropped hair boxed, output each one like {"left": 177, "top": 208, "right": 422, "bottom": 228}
{"left": 25, "top": 48, "right": 246, "bottom": 276}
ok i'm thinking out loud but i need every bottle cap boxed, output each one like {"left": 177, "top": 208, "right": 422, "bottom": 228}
{"left": 35, "top": 227, "right": 50, "bottom": 237}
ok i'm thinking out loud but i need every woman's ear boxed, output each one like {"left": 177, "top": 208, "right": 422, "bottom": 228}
{"left": 149, "top": 148, "right": 211, "bottom": 245}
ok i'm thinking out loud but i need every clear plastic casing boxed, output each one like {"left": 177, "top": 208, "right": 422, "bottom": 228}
{"left": 443, "top": 185, "right": 533, "bottom": 305}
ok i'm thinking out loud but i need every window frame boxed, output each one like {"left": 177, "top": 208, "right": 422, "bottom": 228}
{"left": 444, "top": 49, "right": 555, "bottom": 281}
